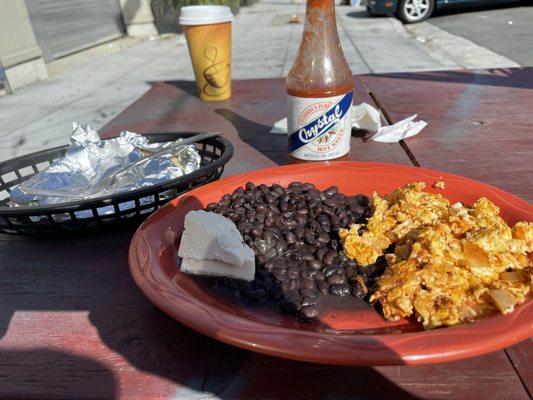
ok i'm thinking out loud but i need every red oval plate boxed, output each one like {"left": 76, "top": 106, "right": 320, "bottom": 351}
{"left": 129, "top": 162, "right": 533, "bottom": 365}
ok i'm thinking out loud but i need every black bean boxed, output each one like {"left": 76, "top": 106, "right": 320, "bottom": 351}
{"left": 315, "top": 248, "right": 326, "bottom": 261}
{"left": 275, "top": 239, "right": 287, "bottom": 255}
{"left": 243, "top": 236, "right": 254, "bottom": 247}
{"left": 322, "top": 206, "right": 335, "bottom": 217}
{"left": 317, "top": 282, "right": 329, "bottom": 294}
{"left": 287, "top": 267, "right": 299, "bottom": 279}
{"left": 285, "top": 231, "right": 297, "bottom": 244}
{"left": 351, "top": 283, "right": 365, "bottom": 298}
{"left": 301, "top": 183, "right": 314, "bottom": 192}
{"left": 324, "top": 186, "right": 338, "bottom": 196}
{"left": 307, "top": 259, "right": 322, "bottom": 270}
{"left": 350, "top": 204, "right": 365, "bottom": 215}
{"left": 295, "top": 215, "right": 307, "bottom": 226}
{"left": 301, "top": 296, "right": 319, "bottom": 307}
{"left": 323, "top": 250, "right": 339, "bottom": 267}
{"left": 317, "top": 233, "right": 330, "bottom": 244}
{"left": 301, "top": 305, "right": 320, "bottom": 319}
{"left": 250, "top": 227, "right": 263, "bottom": 238}
{"left": 263, "top": 261, "right": 275, "bottom": 272}
{"left": 265, "top": 194, "right": 276, "bottom": 204}
{"left": 329, "top": 283, "right": 350, "bottom": 296}
{"left": 206, "top": 202, "right": 218, "bottom": 211}
{"left": 308, "top": 220, "right": 321, "bottom": 231}
{"left": 327, "top": 274, "right": 346, "bottom": 285}
{"left": 264, "top": 216, "right": 275, "bottom": 227}
{"left": 323, "top": 198, "right": 337, "bottom": 208}
{"left": 356, "top": 194, "right": 369, "bottom": 203}
{"left": 300, "top": 278, "right": 316, "bottom": 290}
{"left": 282, "top": 219, "right": 297, "bottom": 229}
{"left": 256, "top": 254, "right": 266, "bottom": 266}
{"left": 263, "top": 248, "right": 278, "bottom": 260}
{"left": 248, "top": 288, "right": 267, "bottom": 301}
{"left": 330, "top": 215, "right": 340, "bottom": 226}
{"left": 313, "top": 272, "right": 326, "bottom": 282}
{"left": 324, "top": 265, "right": 341, "bottom": 277}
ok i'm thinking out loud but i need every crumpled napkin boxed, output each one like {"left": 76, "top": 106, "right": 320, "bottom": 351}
{"left": 270, "top": 102, "right": 427, "bottom": 143}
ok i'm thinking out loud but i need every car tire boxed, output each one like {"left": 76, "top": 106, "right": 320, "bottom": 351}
{"left": 396, "top": 0, "right": 434, "bottom": 23}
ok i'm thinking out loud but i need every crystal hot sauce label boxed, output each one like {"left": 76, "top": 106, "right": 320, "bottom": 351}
{"left": 287, "top": 91, "right": 353, "bottom": 160}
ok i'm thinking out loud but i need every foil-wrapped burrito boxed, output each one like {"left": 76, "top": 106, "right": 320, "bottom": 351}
{"left": 10, "top": 122, "right": 201, "bottom": 209}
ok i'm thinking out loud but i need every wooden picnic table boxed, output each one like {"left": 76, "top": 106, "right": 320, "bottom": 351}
{"left": 0, "top": 68, "right": 531, "bottom": 400}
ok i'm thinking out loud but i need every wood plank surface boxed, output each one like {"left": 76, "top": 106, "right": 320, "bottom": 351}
{"left": 0, "top": 73, "right": 531, "bottom": 400}
{"left": 99, "top": 78, "right": 412, "bottom": 174}
{"left": 505, "top": 339, "right": 533, "bottom": 397}
{"left": 359, "top": 68, "right": 533, "bottom": 202}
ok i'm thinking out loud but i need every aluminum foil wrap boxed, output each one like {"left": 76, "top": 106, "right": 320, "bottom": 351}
{"left": 10, "top": 122, "right": 201, "bottom": 213}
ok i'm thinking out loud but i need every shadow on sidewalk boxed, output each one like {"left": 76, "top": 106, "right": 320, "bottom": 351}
{"left": 432, "top": 0, "right": 532, "bottom": 17}
{"left": 364, "top": 67, "right": 533, "bottom": 90}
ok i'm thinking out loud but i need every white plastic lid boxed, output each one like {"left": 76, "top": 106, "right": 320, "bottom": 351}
{"left": 179, "top": 5, "right": 233, "bottom": 25}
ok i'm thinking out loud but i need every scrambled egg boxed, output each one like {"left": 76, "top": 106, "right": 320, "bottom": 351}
{"left": 339, "top": 182, "right": 532, "bottom": 330}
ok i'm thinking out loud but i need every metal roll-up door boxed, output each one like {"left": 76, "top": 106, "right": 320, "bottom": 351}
{"left": 26, "top": 0, "right": 125, "bottom": 62}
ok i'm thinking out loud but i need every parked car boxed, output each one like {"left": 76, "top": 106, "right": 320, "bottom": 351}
{"left": 363, "top": 0, "right": 517, "bottom": 24}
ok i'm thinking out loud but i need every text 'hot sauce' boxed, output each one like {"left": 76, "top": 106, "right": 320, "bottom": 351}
{"left": 286, "top": 0, "right": 354, "bottom": 163}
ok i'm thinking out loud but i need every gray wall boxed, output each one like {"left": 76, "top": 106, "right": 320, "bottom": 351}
{"left": 0, "top": 0, "right": 43, "bottom": 69}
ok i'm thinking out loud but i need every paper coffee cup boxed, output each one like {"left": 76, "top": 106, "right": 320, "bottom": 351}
{"left": 180, "top": 6, "right": 233, "bottom": 101}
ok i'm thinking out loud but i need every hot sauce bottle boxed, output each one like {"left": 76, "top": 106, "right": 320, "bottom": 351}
{"left": 286, "top": 0, "right": 354, "bottom": 163}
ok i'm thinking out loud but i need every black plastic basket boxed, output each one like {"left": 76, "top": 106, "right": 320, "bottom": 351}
{"left": 0, "top": 133, "right": 233, "bottom": 234}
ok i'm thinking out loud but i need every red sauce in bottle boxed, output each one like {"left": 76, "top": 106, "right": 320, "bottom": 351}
{"left": 286, "top": 0, "right": 354, "bottom": 163}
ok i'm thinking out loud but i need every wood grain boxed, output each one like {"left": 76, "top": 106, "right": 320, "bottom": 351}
{"left": 99, "top": 78, "right": 412, "bottom": 175}
{"left": 0, "top": 72, "right": 531, "bottom": 399}
{"left": 359, "top": 68, "right": 533, "bottom": 202}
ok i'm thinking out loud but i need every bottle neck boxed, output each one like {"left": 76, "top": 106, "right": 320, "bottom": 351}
{"left": 287, "top": 0, "right": 353, "bottom": 97}
{"left": 304, "top": 0, "right": 340, "bottom": 48}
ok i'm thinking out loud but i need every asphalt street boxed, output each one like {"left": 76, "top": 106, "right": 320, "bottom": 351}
{"left": 429, "top": 0, "right": 533, "bottom": 66}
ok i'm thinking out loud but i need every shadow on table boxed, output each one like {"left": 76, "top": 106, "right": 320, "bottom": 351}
{"left": 215, "top": 108, "right": 287, "bottom": 166}
{"left": 0, "top": 348, "right": 117, "bottom": 399}
{"left": 164, "top": 79, "right": 199, "bottom": 98}
{"left": 0, "top": 229, "right": 422, "bottom": 399}
{"left": 365, "top": 68, "right": 533, "bottom": 90}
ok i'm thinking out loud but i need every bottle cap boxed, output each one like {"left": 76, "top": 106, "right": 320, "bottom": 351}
{"left": 179, "top": 6, "right": 233, "bottom": 25}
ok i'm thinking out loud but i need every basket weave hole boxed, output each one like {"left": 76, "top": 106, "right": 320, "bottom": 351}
{"left": 117, "top": 201, "right": 135, "bottom": 212}
{"left": 52, "top": 213, "right": 71, "bottom": 223}
{"left": 18, "top": 166, "right": 35, "bottom": 178}
{"left": 96, "top": 205, "right": 115, "bottom": 218}
{"left": 2, "top": 171, "right": 18, "bottom": 184}
{"left": 36, "top": 162, "right": 50, "bottom": 172}
{"left": 139, "top": 195, "right": 156, "bottom": 214}
{"left": 0, "top": 191, "right": 9, "bottom": 203}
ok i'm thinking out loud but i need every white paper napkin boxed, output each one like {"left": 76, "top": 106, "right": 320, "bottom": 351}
{"left": 270, "top": 102, "right": 426, "bottom": 143}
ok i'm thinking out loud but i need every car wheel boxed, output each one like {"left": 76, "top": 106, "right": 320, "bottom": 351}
{"left": 396, "top": 0, "right": 434, "bottom": 23}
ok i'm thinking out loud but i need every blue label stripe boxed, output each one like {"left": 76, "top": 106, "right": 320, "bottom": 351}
{"left": 289, "top": 92, "right": 353, "bottom": 153}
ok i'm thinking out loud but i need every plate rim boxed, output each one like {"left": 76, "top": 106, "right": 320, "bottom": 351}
{"left": 128, "top": 161, "right": 533, "bottom": 365}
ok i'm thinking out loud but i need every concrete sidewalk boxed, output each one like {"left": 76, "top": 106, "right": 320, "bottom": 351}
{"left": 0, "top": 1, "right": 516, "bottom": 161}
